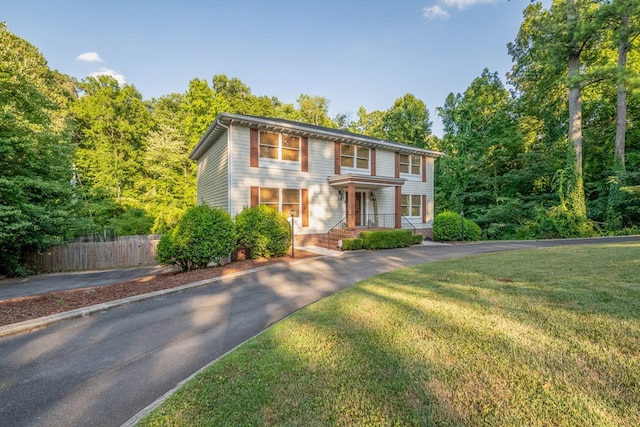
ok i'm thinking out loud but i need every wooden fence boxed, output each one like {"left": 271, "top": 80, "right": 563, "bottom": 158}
{"left": 24, "top": 235, "right": 162, "bottom": 273}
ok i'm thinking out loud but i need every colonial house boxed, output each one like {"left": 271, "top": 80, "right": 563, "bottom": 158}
{"left": 189, "top": 113, "right": 443, "bottom": 247}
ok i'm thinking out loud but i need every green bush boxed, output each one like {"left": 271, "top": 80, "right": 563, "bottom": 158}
{"left": 519, "top": 206, "right": 595, "bottom": 240}
{"left": 434, "top": 211, "right": 482, "bottom": 242}
{"left": 155, "top": 205, "right": 236, "bottom": 271}
{"left": 463, "top": 219, "right": 482, "bottom": 241}
{"left": 412, "top": 233, "right": 425, "bottom": 244}
{"left": 359, "top": 229, "right": 416, "bottom": 250}
{"left": 340, "top": 238, "right": 363, "bottom": 250}
{"left": 235, "top": 205, "right": 291, "bottom": 259}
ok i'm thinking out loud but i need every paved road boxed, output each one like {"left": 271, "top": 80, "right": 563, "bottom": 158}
{"left": 0, "top": 237, "right": 638, "bottom": 427}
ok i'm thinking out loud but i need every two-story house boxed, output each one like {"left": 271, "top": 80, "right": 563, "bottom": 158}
{"left": 189, "top": 113, "right": 444, "bottom": 247}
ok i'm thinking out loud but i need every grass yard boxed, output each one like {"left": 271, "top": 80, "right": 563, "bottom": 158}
{"left": 139, "top": 243, "right": 640, "bottom": 426}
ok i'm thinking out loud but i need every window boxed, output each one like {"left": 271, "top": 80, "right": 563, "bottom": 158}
{"left": 260, "top": 187, "right": 300, "bottom": 217}
{"left": 401, "top": 194, "right": 422, "bottom": 217}
{"left": 341, "top": 144, "right": 369, "bottom": 170}
{"left": 259, "top": 131, "right": 300, "bottom": 162}
{"left": 399, "top": 154, "right": 422, "bottom": 175}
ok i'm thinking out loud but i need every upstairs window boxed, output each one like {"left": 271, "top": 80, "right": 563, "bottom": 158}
{"left": 399, "top": 154, "right": 422, "bottom": 175}
{"left": 259, "top": 131, "right": 300, "bottom": 162}
{"left": 340, "top": 144, "right": 369, "bottom": 171}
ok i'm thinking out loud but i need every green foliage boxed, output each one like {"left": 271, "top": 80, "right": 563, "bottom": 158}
{"left": 340, "top": 238, "right": 363, "bottom": 250}
{"left": 519, "top": 205, "right": 596, "bottom": 240}
{"left": 155, "top": 205, "right": 236, "bottom": 271}
{"left": 433, "top": 211, "right": 482, "bottom": 242}
{"left": 378, "top": 93, "right": 432, "bottom": 147}
{"left": 235, "top": 205, "right": 291, "bottom": 259}
{"left": 0, "top": 24, "right": 75, "bottom": 276}
{"left": 358, "top": 229, "right": 417, "bottom": 250}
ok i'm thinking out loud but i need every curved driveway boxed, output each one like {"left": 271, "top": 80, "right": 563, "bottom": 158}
{"left": 1, "top": 237, "right": 638, "bottom": 427}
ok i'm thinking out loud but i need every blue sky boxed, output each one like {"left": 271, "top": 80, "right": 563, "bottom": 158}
{"left": 3, "top": 0, "right": 546, "bottom": 136}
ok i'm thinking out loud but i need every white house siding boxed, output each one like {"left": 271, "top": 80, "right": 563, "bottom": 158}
{"left": 371, "top": 149, "right": 397, "bottom": 220}
{"left": 228, "top": 126, "right": 341, "bottom": 234}
{"left": 196, "top": 133, "right": 228, "bottom": 210}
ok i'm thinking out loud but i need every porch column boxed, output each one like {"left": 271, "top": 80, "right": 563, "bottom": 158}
{"left": 395, "top": 186, "right": 402, "bottom": 228}
{"left": 347, "top": 183, "right": 356, "bottom": 229}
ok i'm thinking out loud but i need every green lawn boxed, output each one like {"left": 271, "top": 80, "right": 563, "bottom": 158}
{"left": 139, "top": 243, "right": 640, "bottom": 427}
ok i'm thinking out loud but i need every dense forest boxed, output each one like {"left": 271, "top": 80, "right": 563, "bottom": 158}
{"left": 1, "top": 0, "right": 639, "bottom": 275}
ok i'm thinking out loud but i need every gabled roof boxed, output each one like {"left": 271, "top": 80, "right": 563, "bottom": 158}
{"left": 189, "top": 112, "right": 444, "bottom": 161}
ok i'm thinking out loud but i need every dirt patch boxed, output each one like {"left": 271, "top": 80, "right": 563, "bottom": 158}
{"left": 0, "top": 250, "right": 318, "bottom": 327}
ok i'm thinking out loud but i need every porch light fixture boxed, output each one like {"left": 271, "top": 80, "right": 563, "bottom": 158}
{"left": 370, "top": 192, "right": 376, "bottom": 202}
{"left": 338, "top": 190, "right": 343, "bottom": 200}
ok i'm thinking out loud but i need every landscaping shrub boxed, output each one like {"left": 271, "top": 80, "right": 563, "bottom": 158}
{"left": 463, "top": 219, "right": 482, "bottom": 241}
{"left": 155, "top": 205, "right": 236, "bottom": 271}
{"left": 433, "top": 211, "right": 482, "bottom": 242}
{"left": 340, "top": 238, "right": 363, "bottom": 250}
{"left": 359, "top": 229, "right": 416, "bottom": 250}
{"left": 235, "top": 205, "right": 290, "bottom": 259}
{"left": 412, "top": 233, "right": 425, "bottom": 244}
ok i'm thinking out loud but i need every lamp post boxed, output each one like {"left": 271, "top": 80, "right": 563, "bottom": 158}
{"left": 290, "top": 209, "right": 295, "bottom": 258}
{"left": 460, "top": 209, "right": 465, "bottom": 242}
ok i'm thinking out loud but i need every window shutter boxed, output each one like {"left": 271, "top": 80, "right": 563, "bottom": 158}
{"left": 250, "top": 128, "right": 259, "bottom": 168}
{"left": 334, "top": 142, "right": 341, "bottom": 174}
{"left": 422, "top": 194, "right": 427, "bottom": 223}
{"left": 301, "top": 137, "right": 308, "bottom": 172}
{"left": 250, "top": 186, "right": 259, "bottom": 207}
{"left": 422, "top": 156, "right": 427, "bottom": 182}
{"left": 394, "top": 152, "right": 400, "bottom": 178}
{"left": 371, "top": 148, "right": 376, "bottom": 176}
{"left": 301, "top": 189, "right": 309, "bottom": 227}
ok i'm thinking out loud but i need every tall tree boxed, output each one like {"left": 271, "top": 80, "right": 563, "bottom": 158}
{"left": 0, "top": 23, "right": 76, "bottom": 275}
{"left": 379, "top": 94, "right": 432, "bottom": 148}
{"left": 295, "top": 94, "right": 335, "bottom": 127}
{"left": 71, "top": 76, "right": 153, "bottom": 201}
{"left": 436, "top": 70, "right": 523, "bottom": 222}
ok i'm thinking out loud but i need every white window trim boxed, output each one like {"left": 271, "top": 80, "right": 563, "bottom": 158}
{"left": 258, "top": 131, "right": 300, "bottom": 170}
{"left": 399, "top": 154, "right": 422, "bottom": 181}
{"left": 259, "top": 187, "right": 301, "bottom": 217}
{"left": 340, "top": 144, "right": 371, "bottom": 174}
{"left": 401, "top": 194, "right": 423, "bottom": 219}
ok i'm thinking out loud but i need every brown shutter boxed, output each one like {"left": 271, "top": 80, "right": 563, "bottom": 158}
{"left": 334, "top": 142, "right": 341, "bottom": 174}
{"left": 422, "top": 194, "right": 427, "bottom": 223}
{"left": 371, "top": 148, "right": 376, "bottom": 176}
{"left": 422, "top": 156, "right": 427, "bottom": 182}
{"left": 250, "top": 128, "right": 259, "bottom": 168}
{"left": 301, "top": 137, "right": 308, "bottom": 172}
{"left": 250, "top": 186, "right": 259, "bottom": 207}
{"left": 301, "top": 189, "right": 309, "bottom": 227}
{"left": 394, "top": 152, "right": 400, "bottom": 178}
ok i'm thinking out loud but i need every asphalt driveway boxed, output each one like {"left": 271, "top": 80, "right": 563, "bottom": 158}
{"left": 0, "top": 237, "right": 638, "bottom": 427}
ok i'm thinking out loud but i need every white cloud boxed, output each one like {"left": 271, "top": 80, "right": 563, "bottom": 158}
{"left": 76, "top": 52, "right": 103, "bottom": 62}
{"left": 89, "top": 68, "right": 127, "bottom": 85}
{"left": 423, "top": 5, "right": 450, "bottom": 19}
{"left": 441, "top": 0, "right": 502, "bottom": 10}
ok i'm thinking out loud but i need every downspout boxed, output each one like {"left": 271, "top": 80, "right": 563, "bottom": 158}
{"left": 217, "top": 121, "right": 232, "bottom": 214}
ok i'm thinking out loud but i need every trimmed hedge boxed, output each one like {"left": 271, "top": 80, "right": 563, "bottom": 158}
{"left": 155, "top": 205, "right": 236, "bottom": 271}
{"left": 235, "top": 205, "right": 291, "bottom": 259}
{"left": 433, "top": 211, "right": 482, "bottom": 242}
{"left": 359, "top": 229, "right": 419, "bottom": 250}
{"left": 340, "top": 238, "right": 363, "bottom": 250}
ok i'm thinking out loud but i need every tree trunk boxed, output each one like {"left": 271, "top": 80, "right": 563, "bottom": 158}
{"left": 615, "top": 14, "right": 629, "bottom": 169}
{"left": 567, "top": 0, "right": 583, "bottom": 178}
